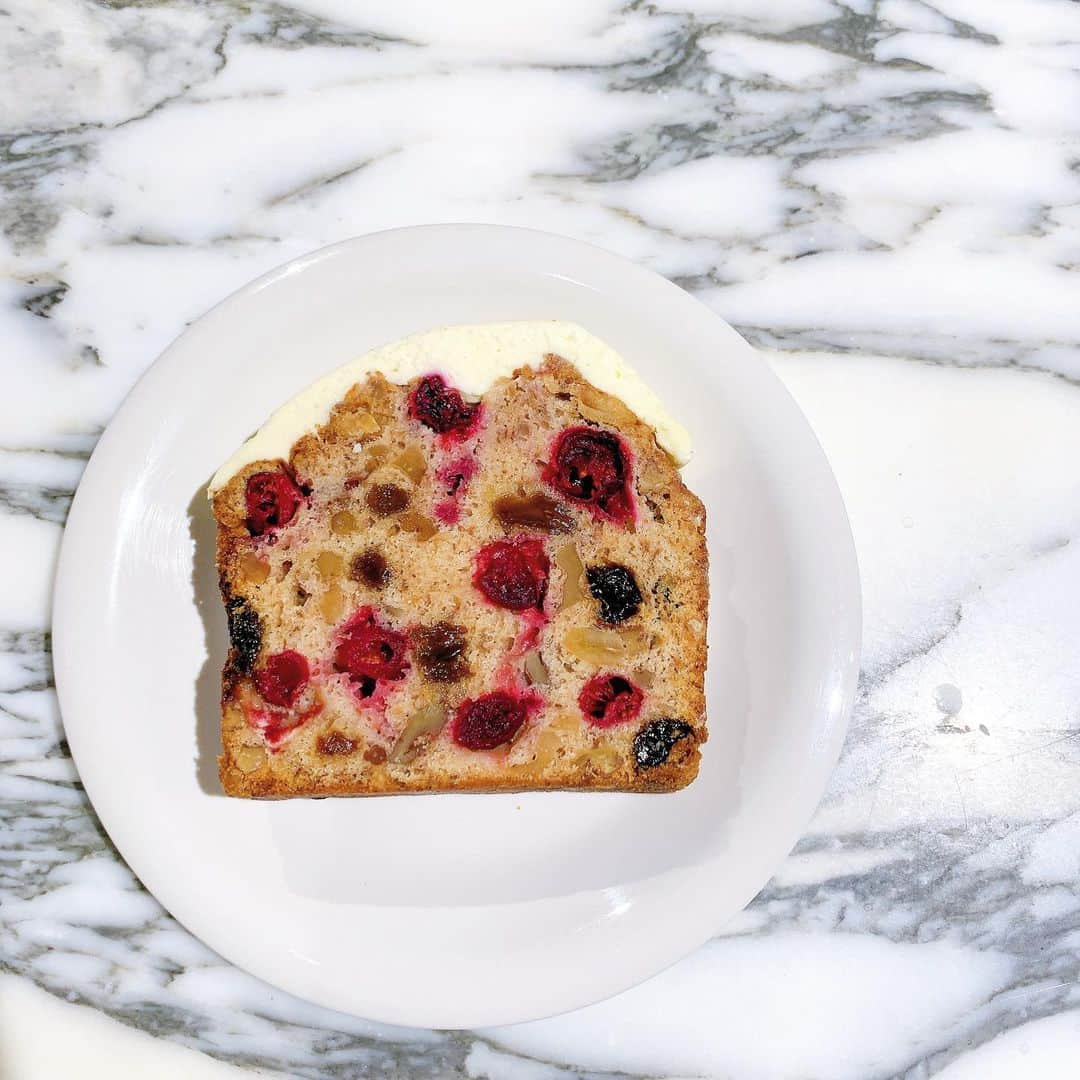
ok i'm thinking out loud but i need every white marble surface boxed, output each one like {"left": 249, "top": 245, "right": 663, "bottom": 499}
{"left": 2, "top": 0, "right": 1080, "bottom": 1076}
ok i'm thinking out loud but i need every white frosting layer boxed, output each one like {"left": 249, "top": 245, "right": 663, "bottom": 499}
{"left": 209, "top": 320, "right": 691, "bottom": 492}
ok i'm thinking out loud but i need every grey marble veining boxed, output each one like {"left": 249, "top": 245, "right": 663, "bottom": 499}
{"left": 2, "top": 0, "right": 1080, "bottom": 1076}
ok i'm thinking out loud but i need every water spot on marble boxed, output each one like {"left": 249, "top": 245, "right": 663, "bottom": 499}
{"left": 934, "top": 683, "right": 963, "bottom": 715}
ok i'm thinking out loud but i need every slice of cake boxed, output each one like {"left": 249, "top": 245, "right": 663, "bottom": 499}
{"left": 210, "top": 322, "right": 708, "bottom": 796}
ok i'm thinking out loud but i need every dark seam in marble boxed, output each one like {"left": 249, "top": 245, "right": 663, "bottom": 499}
{"left": 265, "top": 148, "right": 402, "bottom": 206}
{"left": 0, "top": 485, "right": 72, "bottom": 525}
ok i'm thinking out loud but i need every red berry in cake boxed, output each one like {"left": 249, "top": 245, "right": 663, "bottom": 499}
{"left": 244, "top": 469, "right": 303, "bottom": 536}
{"left": 453, "top": 691, "right": 530, "bottom": 750}
{"left": 436, "top": 455, "right": 478, "bottom": 495}
{"left": 255, "top": 650, "right": 311, "bottom": 708}
{"left": 408, "top": 374, "right": 480, "bottom": 436}
{"left": 474, "top": 537, "right": 550, "bottom": 612}
{"left": 333, "top": 608, "right": 409, "bottom": 695}
{"left": 433, "top": 499, "right": 461, "bottom": 526}
{"left": 578, "top": 674, "right": 644, "bottom": 728}
{"left": 586, "top": 564, "right": 643, "bottom": 624}
{"left": 542, "top": 426, "right": 634, "bottom": 525}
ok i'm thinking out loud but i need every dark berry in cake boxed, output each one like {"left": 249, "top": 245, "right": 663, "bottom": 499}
{"left": 586, "top": 564, "right": 643, "bottom": 624}
{"left": 226, "top": 598, "right": 261, "bottom": 673}
{"left": 633, "top": 718, "right": 694, "bottom": 769}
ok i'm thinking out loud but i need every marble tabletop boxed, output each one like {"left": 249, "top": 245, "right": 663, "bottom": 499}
{"left": 3, "top": 0, "right": 1080, "bottom": 1076}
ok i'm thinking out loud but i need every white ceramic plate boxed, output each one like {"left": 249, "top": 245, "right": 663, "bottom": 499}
{"left": 54, "top": 226, "right": 860, "bottom": 1029}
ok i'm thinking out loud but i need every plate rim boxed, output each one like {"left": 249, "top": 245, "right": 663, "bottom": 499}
{"left": 52, "top": 224, "right": 861, "bottom": 1027}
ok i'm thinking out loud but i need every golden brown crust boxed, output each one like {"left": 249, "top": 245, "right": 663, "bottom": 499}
{"left": 214, "top": 356, "right": 708, "bottom": 798}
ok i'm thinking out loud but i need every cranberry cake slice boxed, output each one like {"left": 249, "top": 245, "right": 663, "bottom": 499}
{"left": 212, "top": 344, "right": 707, "bottom": 796}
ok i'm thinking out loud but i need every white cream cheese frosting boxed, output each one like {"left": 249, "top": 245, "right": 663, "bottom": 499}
{"left": 209, "top": 320, "right": 691, "bottom": 493}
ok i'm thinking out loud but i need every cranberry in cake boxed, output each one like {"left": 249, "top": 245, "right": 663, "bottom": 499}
{"left": 211, "top": 332, "right": 707, "bottom": 797}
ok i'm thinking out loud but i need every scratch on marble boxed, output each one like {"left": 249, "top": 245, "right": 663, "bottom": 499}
{"left": 960, "top": 730, "right": 1080, "bottom": 776}
{"left": 266, "top": 149, "right": 402, "bottom": 207}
